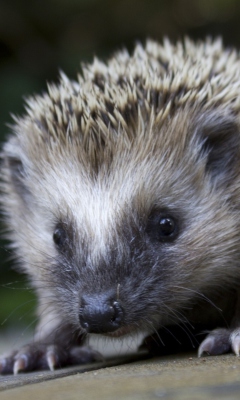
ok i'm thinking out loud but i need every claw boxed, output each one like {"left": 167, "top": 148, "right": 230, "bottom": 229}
{"left": 13, "top": 355, "right": 28, "bottom": 375}
{"left": 198, "top": 336, "right": 214, "bottom": 357}
{"left": 46, "top": 347, "right": 58, "bottom": 371}
{"left": 198, "top": 328, "right": 231, "bottom": 356}
{"left": 230, "top": 329, "right": 240, "bottom": 356}
{"left": 1, "top": 343, "right": 102, "bottom": 374}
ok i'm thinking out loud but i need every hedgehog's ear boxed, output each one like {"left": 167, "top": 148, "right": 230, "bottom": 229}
{"left": 5, "top": 156, "right": 30, "bottom": 200}
{"left": 199, "top": 114, "right": 240, "bottom": 182}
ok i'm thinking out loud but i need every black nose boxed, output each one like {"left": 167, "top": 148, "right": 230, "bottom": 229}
{"left": 79, "top": 294, "right": 124, "bottom": 333}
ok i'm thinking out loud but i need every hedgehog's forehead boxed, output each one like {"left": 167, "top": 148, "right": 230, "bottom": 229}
{"left": 44, "top": 151, "right": 159, "bottom": 213}
{"left": 41, "top": 157, "right": 150, "bottom": 250}
{"left": 33, "top": 103, "right": 201, "bottom": 222}
{"left": 41, "top": 135, "right": 197, "bottom": 226}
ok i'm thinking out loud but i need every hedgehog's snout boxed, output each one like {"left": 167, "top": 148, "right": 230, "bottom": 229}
{"left": 79, "top": 293, "right": 124, "bottom": 334}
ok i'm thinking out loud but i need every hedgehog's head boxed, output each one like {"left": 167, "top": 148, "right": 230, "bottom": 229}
{"left": 3, "top": 101, "right": 240, "bottom": 338}
{"left": 3, "top": 37, "right": 240, "bottom": 338}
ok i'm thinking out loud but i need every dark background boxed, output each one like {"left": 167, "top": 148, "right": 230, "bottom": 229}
{"left": 0, "top": 0, "right": 240, "bottom": 333}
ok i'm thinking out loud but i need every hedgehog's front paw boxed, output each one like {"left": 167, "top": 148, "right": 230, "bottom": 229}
{"left": 198, "top": 328, "right": 240, "bottom": 357}
{"left": 0, "top": 343, "right": 102, "bottom": 375}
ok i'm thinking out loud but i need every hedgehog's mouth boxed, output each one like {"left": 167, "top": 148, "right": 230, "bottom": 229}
{"left": 103, "top": 324, "right": 136, "bottom": 338}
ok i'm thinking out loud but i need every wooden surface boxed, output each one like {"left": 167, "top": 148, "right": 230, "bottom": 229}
{"left": 1, "top": 353, "right": 240, "bottom": 399}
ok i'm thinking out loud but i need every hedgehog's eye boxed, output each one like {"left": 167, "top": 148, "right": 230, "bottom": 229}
{"left": 146, "top": 211, "right": 178, "bottom": 242}
{"left": 53, "top": 226, "right": 67, "bottom": 248}
{"left": 158, "top": 217, "right": 175, "bottom": 237}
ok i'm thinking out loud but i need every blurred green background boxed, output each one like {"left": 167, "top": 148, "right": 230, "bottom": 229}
{"left": 1, "top": 0, "right": 240, "bottom": 335}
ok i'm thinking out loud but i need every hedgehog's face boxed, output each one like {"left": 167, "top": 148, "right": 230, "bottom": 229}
{"left": 3, "top": 108, "right": 240, "bottom": 337}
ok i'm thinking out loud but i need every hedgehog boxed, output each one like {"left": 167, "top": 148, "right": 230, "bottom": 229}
{"left": 1, "top": 37, "right": 240, "bottom": 374}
